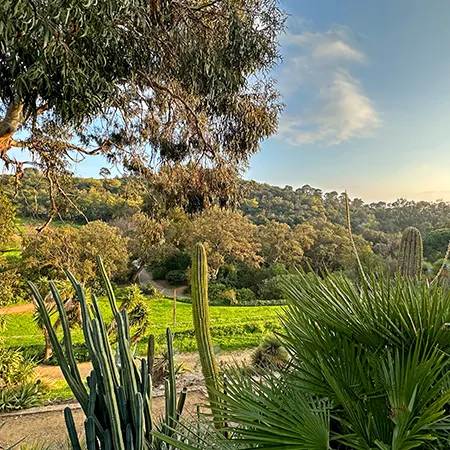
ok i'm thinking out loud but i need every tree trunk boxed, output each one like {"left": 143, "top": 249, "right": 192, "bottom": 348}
{"left": 43, "top": 329, "right": 53, "bottom": 361}
{"left": 0, "top": 99, "right": 24, "bottom": 156}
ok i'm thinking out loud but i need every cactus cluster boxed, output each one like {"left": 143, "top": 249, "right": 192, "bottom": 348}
{"left": 191, "top": 243, "right": 223, "bottom": 429}
{"left": 399, "top": 226, "right": 423, "bottom": 277}
{"left": 30, "top": 256, "right": 186, "bottom": 450}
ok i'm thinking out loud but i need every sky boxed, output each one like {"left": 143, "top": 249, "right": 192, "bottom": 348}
{"left": 246, "top": 0, "right": 450, "bottom": 202}
{"left": 9, "top": 0, "right": 450, "bottom": 203}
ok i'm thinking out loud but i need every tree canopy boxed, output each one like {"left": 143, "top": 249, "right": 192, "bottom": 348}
{"left": 22, "top": 221, "right": 129, "bottom": 283}
{"left": 0, "top": 0, "right": 284, "bottom": 193}
{"left": 181, "top": 207, "right": 262, "bottom": 275}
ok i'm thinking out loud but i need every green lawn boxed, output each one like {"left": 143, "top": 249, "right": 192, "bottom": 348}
{"left": 2, "top": 296, "right": 283, "bottom": 357}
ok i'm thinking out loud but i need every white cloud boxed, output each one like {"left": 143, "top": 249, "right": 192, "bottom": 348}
{"left": 277, "top": 26, "right": 380, "bottom": 145}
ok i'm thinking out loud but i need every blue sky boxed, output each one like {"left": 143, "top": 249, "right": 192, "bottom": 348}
{"left": 247, "top": 0, "right": 450, "bottom": 202}
{"left": 9, "top": 0, "right": 450, "bottom": 202}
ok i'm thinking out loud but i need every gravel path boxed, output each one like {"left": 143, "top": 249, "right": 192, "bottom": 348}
{"left": 0, "top": 391, "right": 207, "bottom": 447}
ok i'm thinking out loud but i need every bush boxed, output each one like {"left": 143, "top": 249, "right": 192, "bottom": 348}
{"left": 236, "top": 288, "right": 256, "bottom": 304}
{"left": 0, "top": 348, "right": 36, "bottom": 386}
{"left": 139, "top": 283, "right": 158, "bottom": 296}
{"left": 251, "top": 334, "right": 289, "bottom": 369}
{"left": 258, "top": 275, "right": 287, "bottom": 300}
{"left": 165, "top": 269, "right": 188, "bottom": 286}
{"left": 216, "top": 264, "right": 238, "bottom": 287}
{"left": 0, "top": 325, "right": 45, "bottom": 411}
{"left": 165, "top": 251, "right": 191, "bottom": 272}
{"left": 0, "top": 268, "right": 26, "bottom": 306}
{"left": 151, "top": 264, "right": 168, "bottom": 281}
{"left": 208, "top": 283, "right": 236, "bottom": 305}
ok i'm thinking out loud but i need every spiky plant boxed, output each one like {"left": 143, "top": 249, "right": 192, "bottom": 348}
{"left": 32, "top": 278, "right": 80, "bottom": 361}
{"left": 398, "top": 226, "right": 423, "bottom": 277}
{"left": 251, "top": 334, "right": 289, "bottom": 370}
{"left": 107, "top": 284, "right": 150, "bottom": 344}
{"left": 29, "top": 256, "right": 188, "bottom": 450}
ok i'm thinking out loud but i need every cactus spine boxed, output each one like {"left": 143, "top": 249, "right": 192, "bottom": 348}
{"left": 29, "top": 256, "right": 186, "bottom": 450}
{"left": 399, "top": 226, "right": 423, "bottom": 277}
{"left": 191, "top": 243, "right": 223, "bottom": 429}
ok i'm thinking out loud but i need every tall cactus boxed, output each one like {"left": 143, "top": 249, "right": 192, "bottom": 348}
{"left": 191, "top": 243, "right": 223, "bottom": 429}
{"left": 399, "top": 226, "right": 423, "bottom": 277}
{"left": 29, "top": 256, "right": 186, "bottom": 450}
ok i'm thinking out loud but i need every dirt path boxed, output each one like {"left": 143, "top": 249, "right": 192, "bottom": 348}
{"left": 139, "top": 268, "right": 189, "bottom": 298}
{"left": 34, "top": 349, "right": 253, "bottom": 382}
{"left": 0, "top": 391, "right": 207, "bottom": 447}
{"left": 0, "top": 303, "right": 34, "bottom": 315}
{"left": 36, "top": 362, "right": 93, "bottom": 382}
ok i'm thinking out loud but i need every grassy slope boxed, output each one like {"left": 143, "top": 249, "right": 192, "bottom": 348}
{"left": 2, "top": 297, "right": 282, "bottom": 354}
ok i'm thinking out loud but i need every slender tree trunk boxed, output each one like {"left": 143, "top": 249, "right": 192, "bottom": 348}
{"left": 0, "top": 99, "right": 24, "bottom": 156}
{"left": 43, "top": 329, "right": 53, "bottom": 361}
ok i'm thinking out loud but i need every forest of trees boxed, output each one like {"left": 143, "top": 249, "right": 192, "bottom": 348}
{"left": 2, "top": 168, "right": 450, "bottom": 306}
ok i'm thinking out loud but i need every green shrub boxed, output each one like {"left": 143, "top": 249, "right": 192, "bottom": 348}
{"left": 258, "top": 275, "right": 287, "bottom": 300}
{"left": 139, "top": 283, "right": 157, "bottom": 296}
{"left": 0, "top": 268, "right": 26, "bottom": 306}
{"left": 234, "top": 263, "right": 289, "bottom": 293}
{"left": 208, "top": 283, "right": 236, "bottom": 305}
{"left": 165, "top": 251, "right": 191, "bottom": 272}
{"left": 151, "top": 264, "right": 168, "bottom": 280}
{"left": 0, "top": 322, "right": 44, "bottom": 412}
{"left": 216, "top": 264, "right": 238, "bottom": 287}
{"left": 236, "top": 288, "right": 256, "bottom": 304}
{"left": 0, "top": 348, "right": 36, "bottom": 386}
{"left": 165, "top": 269, "right": 188, "bottom": 286}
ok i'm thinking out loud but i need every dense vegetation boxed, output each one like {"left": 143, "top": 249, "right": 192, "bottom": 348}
{"left": 22, "top": 240, "right": 450, "bottom": 449}
{"left": 2, "top": 169, "right": 450, "bottom": 308}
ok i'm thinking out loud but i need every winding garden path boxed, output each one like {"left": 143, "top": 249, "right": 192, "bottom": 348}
{"left": 138, "top": 268, "right": 189, "bottom": 298}
{"left": 0, "top": 302, "right": 34, "bottom": 315}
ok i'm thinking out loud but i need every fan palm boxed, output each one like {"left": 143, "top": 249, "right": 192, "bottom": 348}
{"left": 195, "top": 273, "right": 450, "bottom": 449}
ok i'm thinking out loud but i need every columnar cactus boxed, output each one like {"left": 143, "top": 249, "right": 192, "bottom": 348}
{"left": 191, "top": 243, "right": 223, "bottom": 429}
{"left": 399, "top": 226, "right": 423, "bottom": 277}
{"left": 29, "top": 256, "right": 186, "bottom": 450}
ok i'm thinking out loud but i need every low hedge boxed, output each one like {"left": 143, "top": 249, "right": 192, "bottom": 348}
{"left": 176, "top": 297, "right": 285, "bottom": 306}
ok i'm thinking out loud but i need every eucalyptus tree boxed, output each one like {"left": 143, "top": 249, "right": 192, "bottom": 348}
{"left": 0, "top": 0, "right": 284, "bottom": 225}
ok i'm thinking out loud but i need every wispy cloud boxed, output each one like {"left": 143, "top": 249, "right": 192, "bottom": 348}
{"left": 277, "top": 26, "right": 380, "bottom": 146}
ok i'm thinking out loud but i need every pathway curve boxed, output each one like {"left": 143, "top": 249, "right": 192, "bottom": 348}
{"left": 138, "top": 268, "right": 189, "bottom": 298}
